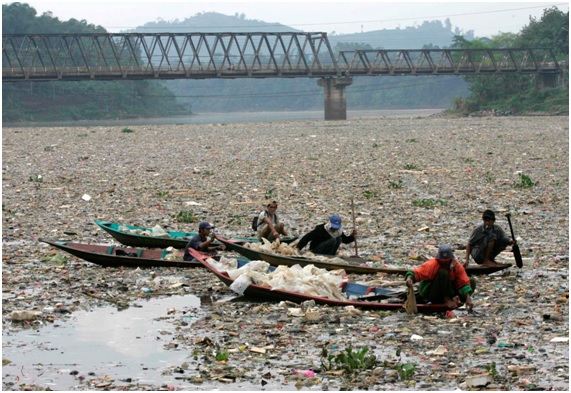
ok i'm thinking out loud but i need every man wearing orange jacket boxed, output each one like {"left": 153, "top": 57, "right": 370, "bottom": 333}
{"left": 405, "top": 244, "right": 475, "bottom": 311}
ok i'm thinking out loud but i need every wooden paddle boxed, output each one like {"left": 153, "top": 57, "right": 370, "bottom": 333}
{"left": 404, "top": 285, "right": 418, "bottom": 314}
{"left": 350, "top": 198, "right": 359, "bottom": 257}
{"left": 505, "top": 213, "right": 523, "bottom": 268}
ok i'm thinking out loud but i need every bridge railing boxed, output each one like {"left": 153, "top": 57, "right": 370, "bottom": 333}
{"left": 2, "top": 32, "right": 340, "bottom": 81}
{"left": 2, "top": 33, "right": 563, "bottom": 81}
{"left": 337, "top": 49, "right": 561, "bottom": 75}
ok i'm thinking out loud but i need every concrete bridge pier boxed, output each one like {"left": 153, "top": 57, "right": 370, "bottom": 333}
{"left": 318, "top": 77, "right": 353, "bottom": 120}
{"left": 536, "top": 72, "right": 563, "bottom": 90}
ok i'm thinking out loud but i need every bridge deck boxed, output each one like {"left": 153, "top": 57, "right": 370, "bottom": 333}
{"left": 2, "top": 33, "right": 562, "bottom": 82}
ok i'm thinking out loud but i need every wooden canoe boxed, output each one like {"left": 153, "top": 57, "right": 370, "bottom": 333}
{"left": 39, "top": 238, "right": 202, "bottom": 268}
{"left": 214, "top": 234, "right": 512, "bottom": 276}
{"left": 189, "top": 248, "right": 451, "bottom": 313}
{"left": 94, "top": 219, "right": 297, "bottom": 249}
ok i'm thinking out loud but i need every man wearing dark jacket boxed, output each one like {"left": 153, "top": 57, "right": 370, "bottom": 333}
{"left": 465, "top": 209, "right": 515, "bottom": 268}
{"left": 183, "top": 221, "right": 224, "bottom": 260}
{"left": 296, "top": 215, "right": 356, "bottom": 255}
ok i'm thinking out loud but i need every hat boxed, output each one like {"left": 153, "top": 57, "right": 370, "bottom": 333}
{"left": 199, "top": 221, "right": 214, "bottom": 230}
{"left": 329, "top": 215, "right": 342, "bottom": 229}
{"left": 436, "top": 244, "right": 455, "bottom": 260}
{"left": 482, "top": 210, "right": 496, "bottom": 220}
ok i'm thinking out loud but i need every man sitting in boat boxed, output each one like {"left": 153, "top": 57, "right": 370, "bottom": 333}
{"left": 256, "top": 200, "right": 288, "bottom": 242}
{"left": 465, "top": 209, "right": 516, "bottom": 268}
{"left": 296, "top": 215, "right": 356, "bottom": 256}
{"left": 183, "top": 221, "right": 225, "bottom": 260}
{"left": 405, "top": 244, "right": 475, "bottom": 311}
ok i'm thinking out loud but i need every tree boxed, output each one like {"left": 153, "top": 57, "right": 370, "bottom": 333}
{"left": 333, "top": 42, "right": 374, "bottom": 53}
{"left": 515, "top": 7, "right": 568, "bottom": 57}
{"left": 453, "top": 6, "right": 568, "bottom": 114}
{"left": 2, "top": 2, "right": 185, "bottom": 122}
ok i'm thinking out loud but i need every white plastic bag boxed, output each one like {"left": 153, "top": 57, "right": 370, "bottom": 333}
{"left": 151, "top": 225, "right": 170, "bottom": 238}
{"left": 229, "top": 274, "right": 252, "bottom": 295}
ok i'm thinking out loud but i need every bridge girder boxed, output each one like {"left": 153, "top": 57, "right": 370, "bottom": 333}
{"left": 2, "top": 33, "right": 562, "bottom": 82}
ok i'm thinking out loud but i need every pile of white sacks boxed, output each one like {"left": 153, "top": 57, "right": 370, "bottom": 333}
{"left": 119, "top": 224, "right": 171, "bottom": 238}
{"left": 244, "top": 238, "right": 350, "bottom": 265}
{"left": 206, "top": 255, "right": 348, "bottom": 301}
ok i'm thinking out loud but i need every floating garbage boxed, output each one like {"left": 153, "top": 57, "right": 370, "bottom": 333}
{"left": 9, "top": 310, "right": 42, "bottom": 322}
{"left": 550, "top": 337, "right": 569, "bottom": 342}
{"left": 464, "top": 373, "right": 493, "bottom": 388}
{"left": 293, "top": 370, "right": 315, "bottom": 378}
{"left": 2, "top": 116, "right": 568, "bottom": 392}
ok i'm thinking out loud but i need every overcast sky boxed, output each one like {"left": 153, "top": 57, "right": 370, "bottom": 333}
{"left": 8, "top": 0, "right": 569, "bottom": 37}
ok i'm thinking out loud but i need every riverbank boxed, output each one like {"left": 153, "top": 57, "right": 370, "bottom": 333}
{"left": 2, "top": 115, "right": 569, "bottom": 391}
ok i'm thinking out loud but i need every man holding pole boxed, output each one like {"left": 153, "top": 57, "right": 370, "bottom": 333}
{"left": 465, "top": 209, "right": 516, "bottom": 268}
{"left": 296, "top": 215, "right": 356, "bottom": 256}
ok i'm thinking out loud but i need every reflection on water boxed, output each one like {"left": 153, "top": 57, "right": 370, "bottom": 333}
{"left": 2, "top": 296, "right": 200, "bottom": 390}
{"left": 72, "top": 296, "right": 199, "bottom": 358}
{"left": 3, "top": 109, "right": 444, "bottom": 128}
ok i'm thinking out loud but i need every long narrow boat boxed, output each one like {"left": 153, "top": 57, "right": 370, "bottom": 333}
{"left": 94, "top": 219, "right": 297, "bottom": 249}
{"left": 39, "top": 238, "right": 202, "bottom": 268}
{"left": 214, "top": 234, "right": 512, "bottom": 276}
{"left": 189, "top": 248, "right": 450, "bottom": 313}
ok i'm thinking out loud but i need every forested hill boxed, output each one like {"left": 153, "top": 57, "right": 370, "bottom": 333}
{"left": 134, "top": 12, "right": 471, "bottom": 115}
{"left": 2, "top": 2, "right": 185, "bottom": 123}
{"left": 134, "top": 11, "right": 301, "bottom": 33}
{"left": 135, "top": 11, "right": 472, "bottom": 48}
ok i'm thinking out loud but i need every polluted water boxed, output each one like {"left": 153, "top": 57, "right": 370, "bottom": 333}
{"left": 2, "top": 296, "right": 205, "bottom": 390}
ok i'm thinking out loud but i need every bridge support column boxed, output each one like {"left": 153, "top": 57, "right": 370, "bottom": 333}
{"left": 536, "top": 73, "right": 561, "bottom": 90}
{"left": 318, "top": 77, "right": 353, "bottom": 120}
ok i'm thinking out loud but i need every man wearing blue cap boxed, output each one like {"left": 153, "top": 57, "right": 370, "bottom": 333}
{"left": 296, "top": 215, "right": 356, "bottom": 255}
{"left": 183, "top": 221, "right": 225, "bottom": 260}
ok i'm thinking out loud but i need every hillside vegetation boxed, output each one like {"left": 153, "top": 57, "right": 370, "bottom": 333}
{"left": 449, "top": 7, "right": 568, "bottom": 115}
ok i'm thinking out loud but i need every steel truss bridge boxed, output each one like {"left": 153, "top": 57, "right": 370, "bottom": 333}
{"left": 2, "top": 32, "right": 564, "bottom": 119}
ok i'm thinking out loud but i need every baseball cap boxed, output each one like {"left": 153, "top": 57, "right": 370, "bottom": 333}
{"left": 329, "top": 215, "right": 342, "bottom": 229}
{"left": 199, "top": 221, "right": 214, "bottom": 230}
{"left": 436, "top": 244, "right": 455, "bottom": 260}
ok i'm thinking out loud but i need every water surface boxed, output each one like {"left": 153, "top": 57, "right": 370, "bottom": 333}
{"left": 4, "top": 109, "right": 444, "bottom": 128}
{"left": 2, "top": 296, "right": 201, "bottom": 390}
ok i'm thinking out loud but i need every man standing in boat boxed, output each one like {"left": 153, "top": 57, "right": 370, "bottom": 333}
{"left": 183, "top": 221, "right": 225, "bottom": 260}
{"left": 256, "top": 200, "right": 288, "bottom": 242}
{"left": 465, "top": 209, "right": 516, "bottom": 268}
{"left": 296, "top": 215, "right": 356, "bottom": 256}
{"left": 405, "top": 244, "right": 475, "bottom": 311}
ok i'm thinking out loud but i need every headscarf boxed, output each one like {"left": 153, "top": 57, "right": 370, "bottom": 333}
{"left": 324, "top": 222, "right": 343, "bottom": 238}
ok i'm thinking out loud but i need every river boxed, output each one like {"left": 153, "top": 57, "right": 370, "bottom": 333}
{"left": 3, "top": 108, "right": 445, "bottom": 127}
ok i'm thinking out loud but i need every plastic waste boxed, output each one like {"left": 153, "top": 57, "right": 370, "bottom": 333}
{"left": 10, "top": 310, "right": 42, "bottom": 321}
{"left": 229, "top": 274, "right": 252, "bottom": 295}
{"left": 293, "top": 369, "right": 315, "bottom": 377}
{"left": 550, "top": 337, "right": 569, "bottom": 342}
